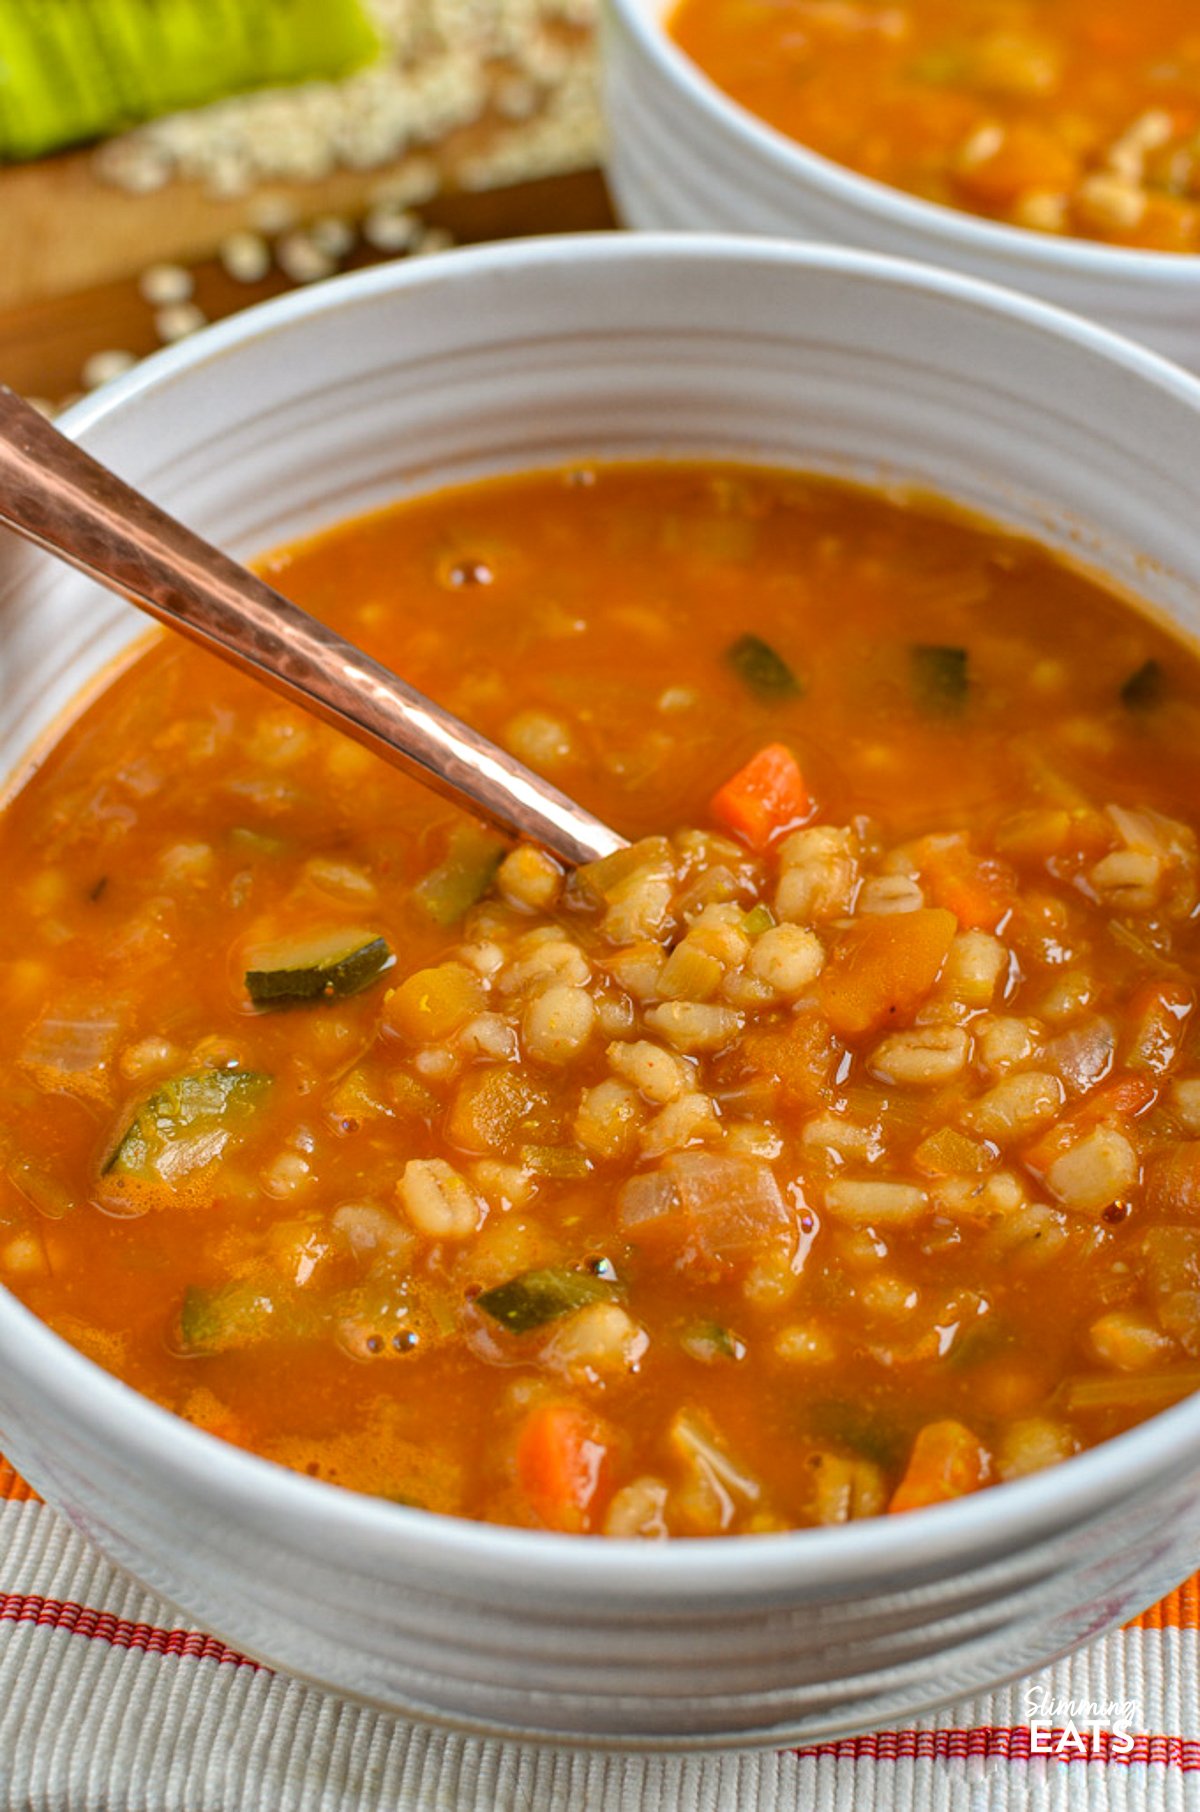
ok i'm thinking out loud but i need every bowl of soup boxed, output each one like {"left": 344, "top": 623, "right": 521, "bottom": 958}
{"left": 602, "top": 0, "right": 1200, "bottom": 371}
{"left": 5, "top": 235, "right": 1200, "bottom": 1745}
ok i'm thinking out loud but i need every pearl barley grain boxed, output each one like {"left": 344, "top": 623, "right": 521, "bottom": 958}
{"left": 154, "top": 302, "right": 206, "bottom": 344}
{"left": 138, "top": 263, "right": 193, "bottom": 306}
{"left": 219, "top": 231, "right": 272, "bottom": 284}
{"left": 81, "top": 349, "right": 138, "bottom": 390}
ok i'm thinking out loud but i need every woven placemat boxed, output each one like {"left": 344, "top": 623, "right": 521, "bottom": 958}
{"left": 1, "top": 1456, "right": 1196, "bottom": 1811}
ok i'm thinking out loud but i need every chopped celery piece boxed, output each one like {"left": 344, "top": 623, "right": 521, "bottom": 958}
{"left": 1121, "top": 659, "right": 1165, "bottom": 712}
{"left": 412, "top": 823, "right": 506, "bottom": 926}
{"left": 177, "top": 1279, "right": 303, "bottom": 1355}
{"left": 520, "top": 1144, "right": 592, "bottom": 1179}
{"left": 726, "top": 633, "right": 801, "bottom": 701}
{"left": 104, "top": 1069, "right": 271, "bottom": 1184}
{"left": 911, "top": 644, "right": 968, "bottom": 716}
{"left": 0, "top": 0, "right": 380, "bottom": 162}
{"left": 245, "top": 928, "right": 392, "bottom": 1005}
{"left": 1062, "top": 1368, "right": 1200, "bottom": 1414}
{"left": 908, "top": 47, "right": 966, "bottom": 84}
{"left": 572, "top": 835, "right": 672, "bottom": 906}
{"left": 476, "top": 1266, "right": 617, "bottom": 1334}
{"left": 741, "top": 903, "right": 776, "bottom": 937}
{"left": 229, "top": 827, "right": 287, "bottom": 857}
{"left": 5, "top": 1155, "right": 75, "bottom": 1219}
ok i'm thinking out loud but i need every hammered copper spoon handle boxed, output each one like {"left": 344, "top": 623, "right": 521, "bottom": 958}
{"left": 0, "top": 388, "right": 626, "bottom": 867}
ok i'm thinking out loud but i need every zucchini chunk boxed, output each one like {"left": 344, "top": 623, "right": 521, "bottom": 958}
{"left": 910, "top": 643, "right": 968, "bottom": 716}
{"left": 245, "top": 928, "right": 393, "bottom": 1005}
{"left": 726, "top": 633, "right": 802, "bottom": 702}
{"left": 412, "top": 822, "right": 506, "bottom": 927}
{"left": 177, "top": 1279, "right": 285, "bottom": 1355}
{"left": 809, "top": 1399, "right": 907, "bottom": 1469}
{"left": 476, "top": 1266, "right": 618, "bottom": 1335}
{"left": 1121, "top": 658, "right": 1165, "bottom": 712}
{"left": 680, "top": 1320, "right": 744, "bottom": 1364}
{"left": 104, "top": 1068, "right": 271, "bottom": 1186}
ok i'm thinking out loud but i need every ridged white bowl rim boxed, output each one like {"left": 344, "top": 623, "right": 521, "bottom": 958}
{"left": 604, "top": 0, "right": 1200, "bottom": 281}
{"left": 7, "top": 232, "right": 1200, "bottom": 1603}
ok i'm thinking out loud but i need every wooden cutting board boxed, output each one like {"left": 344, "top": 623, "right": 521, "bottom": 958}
{"left": 0, "top": 146, "right": 614, "bottom": 403}
{"left": 0, "top": 136, "right": 613, "bottom": 306}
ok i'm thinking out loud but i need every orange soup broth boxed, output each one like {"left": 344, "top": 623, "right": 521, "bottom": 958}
{"left": 669, "top": 0, "right": 1200, "bottom": 250}
{"left": 3, "top": 461, "right": 1200, "bottom": 1532}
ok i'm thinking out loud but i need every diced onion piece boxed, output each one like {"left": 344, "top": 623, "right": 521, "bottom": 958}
{"left": 618, "top": 1151, "right": 790, "bottom": 1257}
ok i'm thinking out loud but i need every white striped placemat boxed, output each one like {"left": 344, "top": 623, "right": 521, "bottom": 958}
{"left": 1, "top": 1458, "right": 1197, "bottom": 1811}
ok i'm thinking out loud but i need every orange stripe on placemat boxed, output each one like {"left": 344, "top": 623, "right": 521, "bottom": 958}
{"left": 1133, "top": 1574, "right": 1200, "bottom": 1630}
{"left": 0, "top": 1456, "right": 39, "bottom": 1503}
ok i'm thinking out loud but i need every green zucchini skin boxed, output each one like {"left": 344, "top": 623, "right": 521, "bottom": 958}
{"left": 725, "top": 633, "right": 802, "bottom": 701}
{"left": 104, "top": 1068, "right": 272, "bottom": 1183}
{"left": 412, "top": 824, "right": 506, "bottom": 927}
{"left": 476, "top": 1266, "right": 618, "bottom": 1335}
{"left": 1121, "top": 658, "right": 1165, "bottom": 712}
{"left": 910, "top": 643, "right": 969, "bottom": 716}
{"left": 177, "top": 1279, "right": 283, "bottom": 1355}
{"left": 245, "top": 932, "right": 393, "bottom": 1006}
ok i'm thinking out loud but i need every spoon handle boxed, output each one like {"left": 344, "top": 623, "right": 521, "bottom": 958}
{"left": 0, "top": 387, "right": 626, "bottom": 867}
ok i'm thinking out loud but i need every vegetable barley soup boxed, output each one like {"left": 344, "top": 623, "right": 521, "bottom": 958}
{"left": 8, "top": 462, "right": 1200, "bottom": 1538}
{"left": 669, "top": 0, "right": 1200, "bottom": 250}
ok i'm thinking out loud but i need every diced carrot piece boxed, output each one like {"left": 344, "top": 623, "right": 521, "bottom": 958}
{"left": 820, "top": 907, "right": 957, "bottom": 1040}
{"left": 954, "top": 122, "right": 1078, "bottom": 209}
{"left": 1145, "top": 1143, "right": 1200, "bottom": 1220}
{"left": 515, "top": 1401, "right": 612, "bottom": 1534}
{"left": 1124, "top": 980, "right": 1195, "bottom": 1076}
{"left": 738, "top": 1013, "right": 841, "bottom": 1110}
{"left": 889, "top": 1419, "right": 991, "bottom": 1514}
{"left": 912, "top": 836, "right": 1015, "bottom": 932}
{"left": 709, "top": 744, "right": 812, "bottom": 851}
{"left": 1084, "top": 1073, "right": 1158, "bottom": 1122}
{"left": 1129, "top": 193, "right": 1200, "bottom": 254}
{"left": 1021, "top": 1071, "right": 1157, "bottom": 1175}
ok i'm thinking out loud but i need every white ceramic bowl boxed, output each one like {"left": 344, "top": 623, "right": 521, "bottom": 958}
{"left": 601, "top": 0, "right": 1200, "bottom": 373}
{"left": 5, "top": 236, "right": 1200, "bottom": 1750}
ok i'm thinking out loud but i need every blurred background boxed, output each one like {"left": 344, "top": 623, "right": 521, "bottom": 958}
{"left": 0, "top": 0, "right": 613, "bottom": 411}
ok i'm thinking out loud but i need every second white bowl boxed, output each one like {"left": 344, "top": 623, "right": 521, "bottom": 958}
{"left": 602, "top": 0, "right": 1200, "bottom": 373}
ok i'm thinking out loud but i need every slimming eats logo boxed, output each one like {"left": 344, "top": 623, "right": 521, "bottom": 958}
{"left": 1023, "top": 1685, "right": 1138, "bottom": 1757}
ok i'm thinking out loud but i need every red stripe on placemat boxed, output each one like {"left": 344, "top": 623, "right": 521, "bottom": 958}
{"left": 0, "top": 1592, "right": 1197, "bottom": 1763}
{"left": 791, "top": 1730, "right": 1200, "bottom": 1769}
{"left": 0, "top": 1593, "right": 262, "bottom": 1671}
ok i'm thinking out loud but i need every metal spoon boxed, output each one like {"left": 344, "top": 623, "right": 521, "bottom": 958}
{"left": 0, "top": 387, "right": 627, "bottom": 867}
